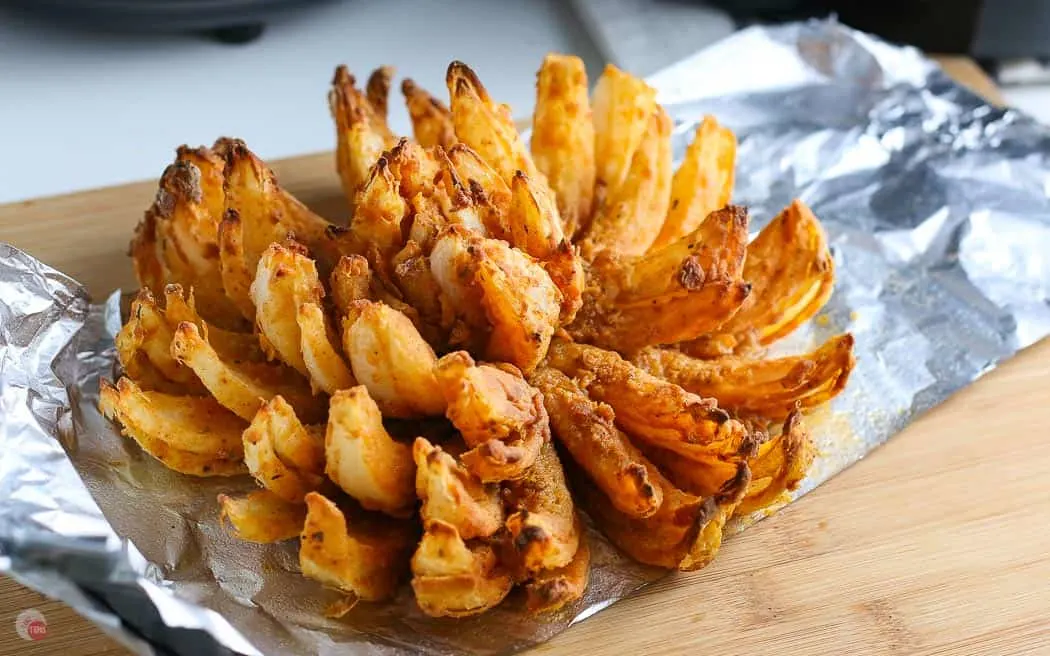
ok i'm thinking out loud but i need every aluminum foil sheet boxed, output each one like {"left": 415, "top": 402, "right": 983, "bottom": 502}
{"left": 2, "top": 17, "right": 1050, "bottom": 656}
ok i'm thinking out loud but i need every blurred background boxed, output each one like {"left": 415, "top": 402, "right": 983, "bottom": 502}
{"left": 3, "top": 0, "right": 1049, "bottom": 204}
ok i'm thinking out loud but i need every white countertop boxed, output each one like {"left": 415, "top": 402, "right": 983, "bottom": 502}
{"left": 2, "top": 1, "right": 1047, "bottom": 205}
{"left": 0, "top": 0, "right": 604, "bottom": 204}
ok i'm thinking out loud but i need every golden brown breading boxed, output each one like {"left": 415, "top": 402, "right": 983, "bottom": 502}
{"left": 428, "top": 226, "right": 488, "bottom": 334}
{"left": 684, "top": 199, "right": 836, "bottom": 357}
{"left": 404, "top": 191, "right": 448, "bottom": 250}
{"left": 570, "top": 455, "right": 704, "bottom": 569}
{"left": 219, "top": 490, "right": 307, "bottom": 543}
{"left": 446, "top": 60, "right": 539, "bottom": 184}
{"left": 574, "top": 449, "right": 748, "bottom": 571}
{"left": 678, "top": 505, "right": 734, "bottom": 571}
{"left": 435, "top": 353, "right": 540, "bottom": 445}
{"left": 432, "top": 148, "right": 489, "bottom": 237}
{"left": 300, "top": 492, "right": 417, "bottom": 602}
{"left": 160, "top": 145, "right": 226, "bottom": 269}
{"left": 508, "top": 172, "right": 584, "bottom": 322}
{"left": 502, "top": 441, "right": 579, "bottom": 575}
{"left": 591, "top": 64, "right": 657, "bottom": 208}
{"left": 496, "top": 165, "right": 563, "bottom": 257}
{"left": 325, "top": 386, "right": 417, "bottom": 517}
{"left": 531, "top": 53, "right": 595, "bottom": 239}
{"left": 243, "top": 395, "right": 325, "bottom": 503}
{"left": 99, "top": 377, "right": 246, "bottom": 477}
{"left": 545, "top": 339, "right": 749, "bottom": 461}
{"left": 328, "top": 254, "right": 373, "bottom": 316}
{"left": 216, "top": 208, "right": 257, "bottom": 320}
{"left": 347, "top": 155, "right": 408, "bottom": 276}
{"left": 583, "top": 107, "right": 673, "bottom": 256}
{"left": 735, "top": 410, "right": 816, "bottom": 517}
{"left": 614, "top": 204, "right": 750, "bottom": 301}
{"left": 170, "top": 321, "right": 326, "bottom": 423}
{"left": 328, "top": 253, "right": 423, "bottom": 329}
{"left": 297, "top": 302, "right": 356, "bottom": 394}
{"left": 385, "top": 138, "right": 442, "bottom": 200}
{"left": 162, "top": 284, "right": 265, "bottom": 362}
{"left": 410, "top": 519, "right": 512, "bottom": 617}
{"left": 638, "top": 443, "right": 747, "bottom": 501}
{"left": 233, "top": 234, "right": 346, "bottom": 395}
{"left": 390, "top": 241, "right": 449, "bottom": 345}
{"left": 529, "top": 367, "right": 661, "bottom": 518}
{"left": 113, "top": 351, "right": 197, "bottom": 395}
{"left": 523, "top": 527, "right": 590, "bottom": 614}
{"left": 568, "top": 207, "right": 752, "bottom": 351}
{"left": 650, "top": 115, "right": 737, "bottom": 250}
{"left": 117, "top": 284, "right": 261, "bottom": 396}
{"left": 341, "top": 300, "right": 445, "bottom": 418}
{"left": 634, "top": 333, "right": 856, "bottom": 420}
{"left": 413, "top": 436, "right": 503, "bottom": 539}
{"left": 445, "top": 62, "right": 585, "bottom": 320}
{"left": 220, "top": 138, "right": 334, "bottom": 262}
{"left": 435, "top": 351, "right": 549, "bottom": 482}
{"left": 115, "top": 289, "right": 203, "bottom": 391}
{"left": 144, "top": 146, "right": 246, "bottom": 330}
{"left": 429, "top": 226, "right": 562, "bottom": 374}
{"left": 249, "top": 241, "right": 324, "bottom": 376}
{"left": 628, "top": 448, "right": 752, "bottom": 572}
{"left": 446, "top": 143, "right": 512, "bottom": 239}
{"left": 216, "top": 139, "right": 347, "bottom": 312}
{"left": 567, "top": 278, "right": 752, "bottom": 354}
{"left": 330, "top": 66, "right": 393, "bottom": 211}
{"left": 402, "top": 78, "right": 457, "bottom": 150}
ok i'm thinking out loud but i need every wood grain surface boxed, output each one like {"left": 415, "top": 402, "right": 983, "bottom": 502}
{"left": 2, "top": 57, "right": 1047, "bottom": 656}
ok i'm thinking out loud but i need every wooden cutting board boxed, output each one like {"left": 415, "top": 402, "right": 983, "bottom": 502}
{"left": 2, "top": 57, "right": 1048, "bottom": 656}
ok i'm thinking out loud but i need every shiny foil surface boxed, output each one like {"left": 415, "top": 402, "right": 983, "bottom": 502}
{"left": 2, "top": 18, "right": 1049, "bottom": 656}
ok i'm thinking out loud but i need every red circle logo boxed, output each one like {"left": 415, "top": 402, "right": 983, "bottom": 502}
{"left": 15, "top": 609, "right": 47, "bottom": 641}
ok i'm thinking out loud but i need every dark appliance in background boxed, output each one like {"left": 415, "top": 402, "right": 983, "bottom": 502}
{"left": 709, "top": 0, "right": 1050, "bottom": 72}
{"left": 0, "top": 0, "right": 339, "bottom": 43}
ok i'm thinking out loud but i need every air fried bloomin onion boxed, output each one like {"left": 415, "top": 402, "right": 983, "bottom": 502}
{"left": 108, "top": 50, "right": 859, "bottom": 621}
